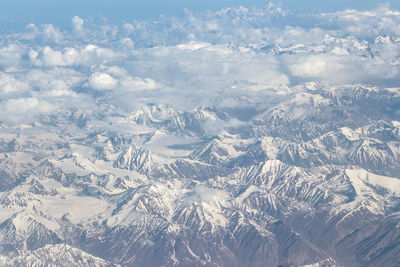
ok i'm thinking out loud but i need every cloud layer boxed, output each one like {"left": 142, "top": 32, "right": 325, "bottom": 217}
{"left": 0, "top": 5, "right": 400, "bottom": 123}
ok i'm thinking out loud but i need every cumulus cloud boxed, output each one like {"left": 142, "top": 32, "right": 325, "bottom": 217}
{"left": 28, "top": 49, "right": 39, "bottom": 62}
{"left": 318, "top": 7, "right": 400, "bottom": 38}
{"left": 24, "top": 68, "right": 83, "bottom": 91}
{"left": 78, "top": 45, "right": 116, "bottom": 65}
{"left": 72, "top": 16, "right": 84, "bottom": 32}
{"left": 287, "top": 52, "right": 399, "bottom": 84}
{"left": 5, "top": 97, "right": 55, "bottom": 115}
{"left": 290, "top": 55, "right": 329, "bottom": 78}
{"left": 0, "top": 5, "right": 399, "bottom": 123}
{"left": 0, "top": 74, "right": 30, "bottom": 95}
{"left": 120, "top": 77, "right": 159, "bottom": 91}
{"left": 122, "top": 23, "right": 134, "bottom": 34}
{"left": 89, "top": 72, "right": 118, "bottom": 90}
{"left": 120, "top": 38, "right": 134, "bottom": 50}
{"left": 42, "top": 24, "right": 63, "bottom": 43}
{"left": 34, "top": 45, "right": 117, "bottom": 67}
{"left": 122, "top": 43, "right": 289, "bottom": 96}
{"left": 41, "top": 46, "right": 66, "bottom": 66}
{"left": 0, "top": 45, "right": 25, "bottom": 68}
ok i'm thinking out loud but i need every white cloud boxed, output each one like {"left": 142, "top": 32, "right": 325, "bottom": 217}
{"left": 176, "top": 41, "right": 209, "bottom": 51}
{"left": 63, "top": 47, "right": 79, "bottom": 65}
{"left": 72, "top": 16, "right": 84, "bottom": 32}
{"left": 289, "top": 55, "right": 330, "bottom": 78}
{"left": 288, "top": 53, "right": 399, "bottom": 84}
{"left": 28, "top": 49, "right": 39, "bottom": 62}
{"left": 122, "top": 23, "right": 134, "bottom": 34}
{"left": 46, "top": 88, "right": 77, "bottom": 97}
{"left": 5, "top": 97, "right": 55, "bottom": 115}
{"left": 24, "top": 68, "right": 83, "bottom": 91}
{"left": 42, "top": 24, "right": 63, "bottom": 43}
{"left": 37, "top": 45, "right": 116, "bottom": 67}
{"left": 89, "top": 72, "right": 118, "bottom": 90}
{"left": 41, "top": 46, "right": 66, "bottom": 66}
{"left": 120, "top": 77, "right": 158, "bottom": 91}
{"left": 78, "top": 45, "right": 116, "bottom": 66}
{"left": 0, "top": 74, "right": 30, "bottom": 95}
{"left": 0, "top": 45, "right": 25, "bottom": 67}
{"left": 120, "top": 38, "right": 134, "bottom": 50}
{"left": 0, "top": 5, "right": 399, "bottom": 123}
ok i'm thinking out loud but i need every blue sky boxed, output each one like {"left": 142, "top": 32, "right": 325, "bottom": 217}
{"left": 0, "top": 0, "right": 397, "bottom": 26}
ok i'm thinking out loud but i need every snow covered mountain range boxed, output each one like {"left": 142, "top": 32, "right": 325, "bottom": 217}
{"left": 0, "top": 4, "right": 400, "bottom": 267}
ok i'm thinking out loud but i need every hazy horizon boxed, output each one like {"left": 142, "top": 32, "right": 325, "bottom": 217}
{"left": 0, "top": 0, "right": 398, "bottom": 30}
